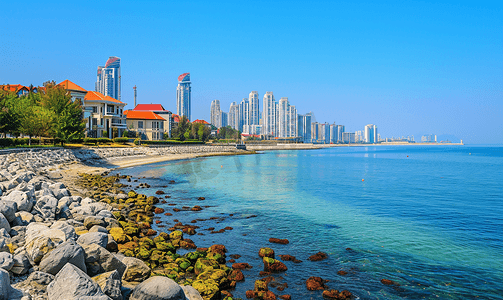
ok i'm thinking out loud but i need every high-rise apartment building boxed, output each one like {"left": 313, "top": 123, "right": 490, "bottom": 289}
{"left": 210, "top": 99, "right": 221, "bottom": 128}
{"left": 239, "top": 98, "right": 250, "bottom": 132}
{"left": 262, "top": 92, "right": 277, "bottom": 137}
{"left": 364, "top": 124, "right": 378, "bottom": 143}
{"left": 228, "top": 102, "right": 239, "bottom": 130}
{"left": 177, "top": 73, "right": 191, "bottom": 121}
{"left": 297, "top": 113, "right": 312, "bottom": 143}
{"left": 249, "top": 91, "right": 260, "bottom": 125}
{"left": 221, "top": 112, "right": 228, "bottom": 128}
{"left": 278, "top": 97, "right": 290, "bottom": 138}
{"left": 288, "top": 105, "right": 297, "bottom": 138}
{"left": 96, "top": 56, "right": 121, "bottom": 102}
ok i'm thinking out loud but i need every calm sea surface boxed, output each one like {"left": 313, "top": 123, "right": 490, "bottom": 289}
{"left": 115, "top": 145, "right": 503, "bottom": 299}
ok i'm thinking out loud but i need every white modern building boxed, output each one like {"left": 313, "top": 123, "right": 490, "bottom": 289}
{"left": 95, "top": 56, "right": 121, "bottom": 102}
{"left": 176, "top": 73, "right": 191, "bottom": 121}
{"left": 249, "top": 91, "right": 260, "bottom": 126}
{"left": 239, "top": 98, "right": 250, "bottom": 132}
{"left": 364, "top": 124, "right": 378, "bottom": 143}
{"left": 262, "top": 92, "right": 277, "bottom": 137}
{"left": 228, "top": 102, "right": 239, "bottom": 130}
{"left": 210, "top": 99, "right": 221, "bottom": 128}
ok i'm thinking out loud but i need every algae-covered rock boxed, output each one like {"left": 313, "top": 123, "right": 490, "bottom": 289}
{"left": 110, "top": 227, "right": 130, "bottom": 244}
{"left": 128, "top": 191, "right": 138, "bottom": 198}
{"left": 124, "top": 225, "right": 140, "bottom": 236}
{"left": 194, "top": 258, "right": 220, "bottom": 275}
{"left": 263, "top": 257, "right": 287, "bottom": 273}
{"left": 206, "top": 252, "right": 225, "bottom": 264}
{"left": 175, "top": 257, "right": 191, "bottom": 270}
{"left": 169, "top": 230, "right": 183, "bottom": 240}
{"left": 192, "top": 279, "right": 220, "bottom": 300}
{"left": 196, "top": 269, "right": 229, "bottom": 289}
{"left": 136, "top": 247, "right": 151, "bottom": 260}
{"left": 259, "top": 247, "right": 275, "bottom": 259}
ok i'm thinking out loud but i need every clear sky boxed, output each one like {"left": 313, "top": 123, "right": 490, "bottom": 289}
{"left": 1, "top": 0, "right": 501, "bottom": 144}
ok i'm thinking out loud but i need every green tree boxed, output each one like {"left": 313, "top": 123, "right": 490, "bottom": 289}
{"left": 20, "top": 106, "right": 53, "bottom": 145}
{"left": 39, "top": 84, "right": 85, "bottom": 144}
{"left": 0, "top": 90, "right": 19, "bottom": 137}
{"left": 176, "top": 116, "right": 190, "bottom": 141}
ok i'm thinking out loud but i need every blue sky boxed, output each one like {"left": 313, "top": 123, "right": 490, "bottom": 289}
{"left": 1, "top": 0, "right": 501, "bottom": 144}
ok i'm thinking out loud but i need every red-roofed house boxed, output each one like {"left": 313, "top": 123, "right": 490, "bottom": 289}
{"left": 58, "top": 80, "right": 127, "bottom": 138}
{"left": 124, "top": 104, "right": 173, "bottom": 140}
{"left": 0, "top": 84, "right": 34, "bottom": 97}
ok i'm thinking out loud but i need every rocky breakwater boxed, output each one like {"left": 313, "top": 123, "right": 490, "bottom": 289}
{"left": 0, "top": 152, "right": 205, "bottom": 300}
{"left": 71, "top": 145, "right": 242, "bottom": 165}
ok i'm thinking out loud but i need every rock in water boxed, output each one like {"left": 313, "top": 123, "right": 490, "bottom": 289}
{"left": 39, "top": 240, "right": 87, "bottom": 275}
{"left": 130, "top": 276, "right": 187, "bottom": 300}
{"left": 47, "top": 263, "right": 111, "bottom": 300}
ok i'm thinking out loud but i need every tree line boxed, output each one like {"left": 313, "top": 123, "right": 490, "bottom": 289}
{"left": 0, "top": 83, "right": 85, "bottom": 145}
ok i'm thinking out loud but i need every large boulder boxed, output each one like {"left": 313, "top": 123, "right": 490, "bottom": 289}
{"left": 39, "top": 240, "right": 86, "bottom": 275}
{"left": 181, "top": 286, "right": 204, "bottom": 300}
{"left": 47, "top": 263, "right": 111, "bottom": 300}
{"left": 5, "top": 190, "right": 33, "bottom": 212}
{"left": 84, "top": 216, "right": 107, "bottom": 229}
{"left": 10, "top": 251, "right": 31, "bottom": 275}
{"left": 92, "top": 270, "right": 123, "bottom": 300}
{"left": 50, "top": 220, "right": 77, "bottom": 241}
{"left": 32, "top": 195, "right": 59, "bottom": 220}
{"left": 0, "top": 200, "right": 17, "bottom": 222}
{"left": 12, "top": 211, "right": 34, "bottom": 226}
{"left": 0, "top": 213, "right": 10, "bottom": 233}
{"left": 129, "top": 276, "right": 187, "bottom": 300}
{"left": 78, "top": 232, "right": 108, "bottom": 248}
{"left": 81, "top": 243, "right": 127, "bottom": 278}
{"left": 0, "top": 268, "right": 29, "bottom": 300}
{"left": 0, "top": 252, "right": 14, "bottom": 271}
{"left": 122, "top": 257, "right": 151, "bottom": 282}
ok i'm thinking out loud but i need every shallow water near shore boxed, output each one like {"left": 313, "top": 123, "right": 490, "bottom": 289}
{"left": 115, "top": 145, "right": 503, "bottom": 299}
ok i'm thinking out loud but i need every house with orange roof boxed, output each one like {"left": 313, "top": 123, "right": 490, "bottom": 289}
{"left": 124, "top": 104, "right": 173, "bottom": 140}
{"left": 58, "top": 80, "right": 127, "bottom": 138}
{"left": 0, "top": 84, "right": 35, "bottom": 97}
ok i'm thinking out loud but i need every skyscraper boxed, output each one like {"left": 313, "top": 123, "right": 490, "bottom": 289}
{"left": 278, "top": 97, "right": 290, "bottom": 138}
{"left": 297, "top": 113, "right": 312, "bottom": 143}
{"left": 210, "top": 99, "right": 221, "bottom": 128}
{"left": 249, "top": 91, "right": 260, "bottom": 125}
{"left": 239, "top": 98, "right": 250, "bottom": 132}
{"left": 221, "top": 112, "right": 228, "bottom": 128}
{"left": 364, "top": 124, "right": 378, "bottom": 143}
{"left": 262, "top": 92, "right": 277, "bottom": 137}
{"left": 228, "top": 102, "right": 239, "bottom": 130}
{"left": 177, "top": 73, "right": 191, "bottom": 121}
{"left": 96, "top": 56, "right": 121, "bottom": 102}
{"left": 288, "top": 105, "right": 297, "bottom": 137}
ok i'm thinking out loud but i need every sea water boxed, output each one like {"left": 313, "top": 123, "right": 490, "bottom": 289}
{"left": 117, "top": 145, "right": 503, "bottom": 299}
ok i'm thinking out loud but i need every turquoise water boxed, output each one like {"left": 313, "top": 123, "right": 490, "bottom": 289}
{"left": 117, "top": 146, "right": 503, "bottom": 299}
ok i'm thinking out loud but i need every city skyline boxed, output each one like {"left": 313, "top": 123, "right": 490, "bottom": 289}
{"left": 1, "top": 1, "right": 502, "bottom": 144}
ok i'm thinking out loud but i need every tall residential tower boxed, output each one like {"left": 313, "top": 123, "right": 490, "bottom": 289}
{"left": 210, "top": 99, "right": 221, "bottom": 128}
{"left": 177, "top": 73, "right": 191, "bottom": 121}
{"left": 96, "top": 56, "right": 121, "bottom": 102}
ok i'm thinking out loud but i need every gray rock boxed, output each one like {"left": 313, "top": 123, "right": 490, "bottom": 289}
{"left": 0, "top": 228, "right": 9, "bottom": 240}
{"left": 0, "top": 252, "right": 14, "bottom": 271}
{"left": 89, "top": 225, "right": 109, "bottom": 233}
{"left": 0, "top": 268, "right": 29, "bottom": 300}
{"left": 0, "top": 200, "right": 17, "bottom": 222}
{"left": 92, "top": 270, "right": 123, "bottom": 300}
{"left": 122, "top": 257, "right": 151, "bottom": 282}
{"left": 0, "top": 238, "right": 9, "bottom": 252}
{"left": 78, "top": 232, "right": 108, "bottom": 248}
{"left": 32, "top": 195, "right": 58, "bottom": 220}
{"left": 25, "top": 236, "right": 58, "bottom": 265}
{"left": 97, "top": 210, "right": 114, "bottom": 219}
{"left": 53, "top": 188, "right": 70, "bottom": 200}
{"left": 130, "top": 276, "right": 187, "bottom": 300}
{"left": 81, "top": 243, "right": 126, "bottom": 278}
{"left": 11, "top": 251, "right": 31, "bottom": 275}
{"left": 39, "top": 240, "right": 86, "bottom": 275}
{"left": 5, "top": 190, "right": 33, "bottom": 212}
{"left": 50, "top": 220, "right": 77, "bottom": 241}
{"left": 84, "top": 216, "right": 107, "bottom": 229}
{"left": 12, "top": 211, "right": 35, "bottom": 226}
{"left": 0, "top": 213, "right": 10, "bottom": 233}
{"left": 9, "top": 225, "right": 26, "bottom": 237}
{"left": 47, "top": 263, "right": 111, "bottom": 300}
{"left": 181, "top": 286, "right": 203, "bottom": 300}
{"left": 13, "top": 171, "right": 35, "bottom": 184}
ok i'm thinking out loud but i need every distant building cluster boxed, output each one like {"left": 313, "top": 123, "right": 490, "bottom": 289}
{"left": 209, "top": 91, "right": 385, "bottom": 144}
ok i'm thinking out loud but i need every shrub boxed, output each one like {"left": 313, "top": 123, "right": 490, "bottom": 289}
{"left": 97, "top": 137, "right": 112, "bottom": 144}
{"left": 134, "top": 138, "right": 141, "bottom": 145}
{"left": 113, "top": 137, "right": 129, "bottom": 144}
